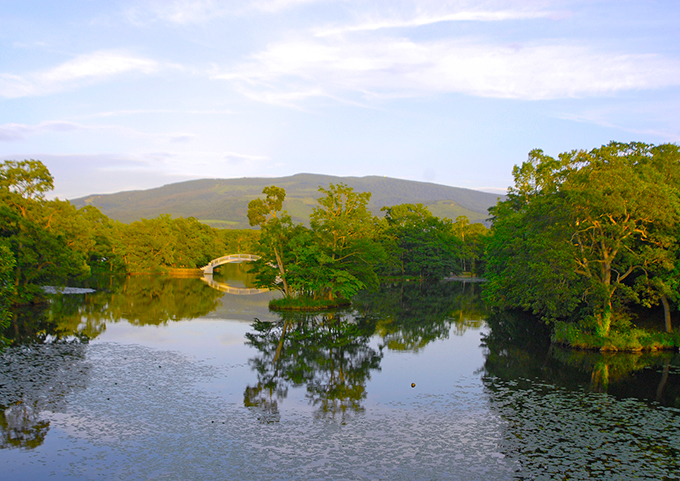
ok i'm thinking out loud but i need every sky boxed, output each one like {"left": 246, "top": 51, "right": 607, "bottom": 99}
{"left": 2, "top": 0, "right": 680, "bottom": 200}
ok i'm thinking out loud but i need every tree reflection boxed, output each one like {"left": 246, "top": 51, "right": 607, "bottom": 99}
{"left": 482, "top": 310, "right": 680, "bottom": 407}
{"left": 0, "top": 342, "right": 89, "bottom": 449}
{"left": 481, "top": 310, "right": 680, "bottom": 478}
{"left": 5, "top": 276, "right": 225, "bottom": 344}
{"left": 354, "top": 280, "right": 486, "bottom": 352}
{"left": 244, "top": 311, "right": 382, "bottom": 422}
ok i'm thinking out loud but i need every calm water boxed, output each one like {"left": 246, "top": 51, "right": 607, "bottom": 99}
{"left": 1, "top": 265, "right": 679, "bottom": 480}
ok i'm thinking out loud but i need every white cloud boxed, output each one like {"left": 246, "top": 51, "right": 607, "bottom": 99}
{"left": 82, "top": 109, "right": 234, "bottom": 118}
{"left": 0, "top": 51, "right": 160, "bottom": 99}
{"left": 214, "top": 36, "right": 680, "bottom": 104}
{"left": 251, "top": 0, "right": 326, "bottom": 14}
{"left": 0, "top": 121, "right": 84, "bottom": 141}
{"left": 125, "top": 0, "right": 227, "bottom": 25}
{"left": 558, "top": 109, "right": 680, "bottom": 142}
{"left": 223, "top": 151, "right": 270, "bottom": 164}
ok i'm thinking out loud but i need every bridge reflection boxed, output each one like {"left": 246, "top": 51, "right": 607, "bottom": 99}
{"left": 200, "top": 275, "right": 268, "bottom": 295}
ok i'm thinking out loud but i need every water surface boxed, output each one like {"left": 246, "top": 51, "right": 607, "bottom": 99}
{"left": 1, "top": 268, "right": 678, "bottom": 480}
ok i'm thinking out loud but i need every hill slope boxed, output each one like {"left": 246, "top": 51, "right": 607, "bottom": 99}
{"left": 71, "top": 174, "right": 503, "bottom": 228}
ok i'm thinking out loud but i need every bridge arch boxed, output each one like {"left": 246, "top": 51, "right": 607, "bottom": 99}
{"left": 200, "top": 253, "right": 268, "bottom": 295}
{"left": 201, "top": 253, "right": 260, "bottom": 275}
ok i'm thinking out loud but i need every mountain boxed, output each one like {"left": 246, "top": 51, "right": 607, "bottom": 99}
{"left": 71, "top": 173, "right": 504, "bottom": 228}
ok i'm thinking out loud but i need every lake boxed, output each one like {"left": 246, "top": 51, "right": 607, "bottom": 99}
{"left": 1, "top": 264, "right": 679, "bottom": 480}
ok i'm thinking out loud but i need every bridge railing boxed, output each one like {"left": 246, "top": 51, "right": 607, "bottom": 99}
{"left": 201, "top": 253, "right": 261, "bottom": 274}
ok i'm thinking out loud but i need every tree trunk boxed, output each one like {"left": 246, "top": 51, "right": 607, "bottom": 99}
{"left": 273, "top": 246, "right": 291, "bottom": 297}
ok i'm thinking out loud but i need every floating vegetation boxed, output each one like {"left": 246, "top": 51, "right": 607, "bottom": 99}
{"left": 485, "top": 376, "right": 680, "bottom": 480}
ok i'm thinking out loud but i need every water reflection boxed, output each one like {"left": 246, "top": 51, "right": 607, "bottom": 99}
{"left": 354, "top": 280, "right": 486, "bottom": 351}
{"left": 5, "top": 275, "right": 225, "bottom": 344}
{"left": 0, "top": 342, "right": 90, "bottom": 450}
{"left": 482, "top": 310, "right": 680, "bottom": 479}
{"left": 244, "top": 311, "right": 382, "bottom": 422}
{"left": 482, "top": 310, "right": 680, "bottom": 407}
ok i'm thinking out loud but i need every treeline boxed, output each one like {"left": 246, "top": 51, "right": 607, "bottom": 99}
{"left": 484, "top": 142, "right": 680, "bottom": 349}
{"left": 0, "top": 160, "right": 259, "bottom": 311}
{"left": 246, "top": 183, "right": 487, "bottom": 309}
{"left": 0, "top": 160, "right": 486, "bottom": 315}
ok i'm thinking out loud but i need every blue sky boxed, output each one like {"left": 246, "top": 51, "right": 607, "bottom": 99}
{"left": 2, "top": 0, "right": 679, "bottom": 199}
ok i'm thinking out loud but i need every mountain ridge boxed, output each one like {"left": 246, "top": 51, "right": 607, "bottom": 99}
{"left": 71, "top": 173, "right": 504, "bottom": 228}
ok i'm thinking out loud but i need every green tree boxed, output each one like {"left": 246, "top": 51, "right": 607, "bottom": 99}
{"left": 248, "top": 186, "right": 295, "bottom": 297}
{"left": 451, "top": 215, "right": 488, "bottom": 274}
{"left": 309, "top": 183, "right": 385, "bottom": 299}
{"left": 485, "top": 142, "right": 680, "bottom": 338}
{"left": 169, "top": 217, "right": 225, "bottom": 268}
{"left": 0, "top": 240, "right": 15, "bottom": 345}
{"left": 381, "top": 203, "right": 460, "bottom": 279}
{"left": 1, "top": 160, "right": 94, "bottom": 301}
{"left": 120, "top": 215, "right": 176, "bottom": 274}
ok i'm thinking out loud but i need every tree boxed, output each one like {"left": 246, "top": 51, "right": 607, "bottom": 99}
{"left": 381, "top": 203, "right": 461, "bottom": 279}
{"left": 0, "top": 160, "right": 53, "bottom": 218}
{"left": 485, "top": 142, "right": 680, "bottom": 337}
{"left": 0, "top": 160, "right": 94, "bottom": 300}
{"left": 248, "top": 186, "right": 295, "bottom": 297}
{"left": 451, "top": 215, "right": 488, "bottom": 274}
{"left": 562, "top": 143, "right": 680, "bottom": 335}
{"left": 0, "top": 240, "right": 15, "bottom": 344}
{"left": 310, "top": 183, "right": 384, "bottom": 299}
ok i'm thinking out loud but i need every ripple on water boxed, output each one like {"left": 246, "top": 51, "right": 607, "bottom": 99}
{"left": 3, "top": 341, "right": 518, "bottom": 480}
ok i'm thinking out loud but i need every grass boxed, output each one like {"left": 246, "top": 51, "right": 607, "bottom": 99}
{"left": 552, "top": 321, "right": 680, "bottom": 351}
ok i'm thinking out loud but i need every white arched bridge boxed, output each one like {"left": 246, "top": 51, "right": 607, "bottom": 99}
{"left": 200, "top": 253, "right": 268, "bottom": 295}
{"left": 201, "top": 253, "right": 261, "bottom": 275}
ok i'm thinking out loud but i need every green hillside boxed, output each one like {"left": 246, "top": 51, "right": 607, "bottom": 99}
{"left": 71, "top": 174, "right": 504, "bottom": 228}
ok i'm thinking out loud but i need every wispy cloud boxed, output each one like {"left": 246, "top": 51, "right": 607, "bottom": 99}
{"left": 223, "top": 151, "right": 270, "bottom": 164}
{"left": 214, "top": 36, "right": 680, "bottom": 105}
{"left": 0, "top": 50, "right": 160, "bottom": 99}
{"left": 80, "top": 109, "right": 235, "bottom": 119}
{"left": 558, "top": 110, "right": 680, "bottom": 142}
{"left": 0, "top": 120, "right": 195, "bottom": 143}
{"left": 0, "top": 121, "right": 84, "bottom": 141}
{"left": 315, "top": 8, "right": 559, "bottom": 37}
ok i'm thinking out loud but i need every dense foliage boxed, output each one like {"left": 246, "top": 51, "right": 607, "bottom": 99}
{"left": 247, "top": 184, "right": 486, "bottom": 307}
{"left": 484, "top": 142, "right": 680, "bottom": 348}
{"left": 0, "top": 160, "right": 226, "bottom": 301}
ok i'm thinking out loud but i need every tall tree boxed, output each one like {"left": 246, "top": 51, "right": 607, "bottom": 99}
{"left": 248, "top": 186, "right": 295, "bottom": 297}
{"left": 381, "top": 203, "right": 460, "bottom": 279}
{"left": 310, "top": 183, "right": 384, "bottom": 299}
{"left": 485, "top": 142, "right": 680, "bottom": 336}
